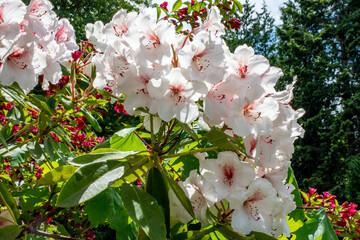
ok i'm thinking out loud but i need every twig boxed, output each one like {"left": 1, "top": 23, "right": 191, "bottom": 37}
{"left": 27, "top": 208, "right": 81, "bottom": 240}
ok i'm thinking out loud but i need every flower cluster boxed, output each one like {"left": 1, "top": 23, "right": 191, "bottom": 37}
{"left": 302, "top": 188, "right": 360, "bottom": 239}
{"left": 86, "top": 6, "right": 304, "bottom": 237}
{"left": 0, "top": 0, "right": 78, "bottom": 93}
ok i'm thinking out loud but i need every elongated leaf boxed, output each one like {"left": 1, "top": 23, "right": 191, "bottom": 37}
{"left": 160, "top": 166, "right": 194, "bottom": 218}
{"left": 110, "top": 128, "right": 147, "bottom": 152}
{"left": 60, "top": 63, "right": 71, "bottom": 76}
{"left": 29, "top": 95, "right": 55, "bottom": 116}
{"left": 293, "top": 208, "right": 338, "bottom": 240}
{"left": 26, "top": 140, "right": 43, "bottom": 160}
{"left": 68, "top": 149, "right": 139, "bottom": 166}
{"left": 6, "top": 105, "right": 25, "bottom": 125}
{"left": 0, "top": 182, "right": 21, "bottom": 225}
{"left": 38, "top": 165, "right": 78, "bottom": 186}
{"left": 1, "top": 86, "right": 26, "bottom": 108}
{"left": 217, "top": 225, "right": 252, "bottom": 240}
{"left": 82, "top": 99, "right": 108, "bottom": 105}
{"left": 205, "top": 128, "right": 234, "bottom": 150}
{"left": 286, "top": 167, "right": 306, "bottom": 221}
{"left": 58, "top": 94, "right": 73, "bottom": 111}
{"left": 173, "top": 0, "right": 182, "bottom": 11}
{"left": 57, "top": 160, "right": 126, "bottom": 207}
{"left": 146, "top": 167, "right": 170, "bottom": 237}
{"left": 178, "top": 122, "right": 198, "bottom": 141}
{"left": 44, "top": 138, "right": 55, "bottom": 161}
{"left": 233, "top": 0, "right": 243, "bottom": 13}
{"left": 80, "top": 106, "right": 102, "bottom": 132}
{"left": 0, "top": 131, "right": 8, "bottom": 149}
{"left": 0, "top": 225, "right": 22, "bottom": 239}
{"left": 120, "top": 183, "right": 166, "bottom": 240}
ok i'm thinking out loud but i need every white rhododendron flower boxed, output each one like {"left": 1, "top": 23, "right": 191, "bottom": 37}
{"left": 0, "top": 0, "right": 26, "bottom": 59}
{"left": 230, "top": 178, "right": 280, "bottom": 235}
{"left": 148, "top": 68, "right": 207, "bottom": 123}
{"left": 199, "top": 151, "right": 255, "bottom": 201}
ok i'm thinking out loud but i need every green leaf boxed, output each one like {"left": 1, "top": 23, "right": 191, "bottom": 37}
{"left": 249, "top": 231, "right": 276, "bottom": 239}
{"left": 216, "top": 224, "right": 252, "bottom": 240}
{"left": 286, "top": 167, "right": 306, "bottom": 221}
{"left": 176, "top": 22, "right": 183, "bottom": 32}
{"left": 173, "top": 0, "right": 182, "bottom": 12}
{"left": 0, "top": 131, "right": 8, "bottom": 149}
{"left": 160, "top": 165, "right": 195, "bottom": 218}
{"left": 56, "top": 160, "right": 126, "bottom": 207}
{"left": 179, "top": 122, "right": 198, "bottom": 141}
{"left": 110, "top": 128, "right": 147, "bottom": 152}
{"left": 156, "top": 6, "right": 161, "bottom": 19}
{"left": 6, "top": 105, "right": 25, "bottom": 125}
{"left": 68, "top": 149, "right": 139, "bottom": 166}
{"left": 204, "top": 128, "right": 235, "bottom": 150}
{"left": 0, "top": 182, "right": 21, "bottom": 225}
{"left": 29, "top": 95, "right": 55, "bottom": 116}
{"left": 84, "top": 188, "right": 117, "bottom": 226}
{"left": 232, "top": 0, "right": 243, "bottom": 13}
{"left": 229, "top": 3, "right": 237, "bottom": 15}
{"left": 1, "top": 86, "right": 26, "bottom": 108}
{"left": 0, "top": 225, "right": 23, "bottom": 239}
{"left": 82, "top": 99, "right": 108, "bottom": 105}
{"left": 80, "top": 106, "right": 102, "bottom": 132}
{"left": 44, "top": 138, "right": 55, "bottom": 161}
{"left": 292, "top": 208, "right": 338, "bottom": 240}
{"left": 37, "top": 165, "right": 78, "bottom": 186}
{"left": 120, "top": 183, "right": 166, "bottom": 240}
{"left": 58, "top": 94, "right": 73, "bottom": 111}
{"left": 146, "top": 167, "right": 170, "bottom": 237}
{"left": 60, "top": 63, "right": 71, "bottom": 76}
{"left": 26, "top": 140, "right": 43, "bottom": 160}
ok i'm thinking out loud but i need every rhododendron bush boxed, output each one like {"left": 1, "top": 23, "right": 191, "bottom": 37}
{"left": 0, "top": 0, "right": 351, "bottom": 239}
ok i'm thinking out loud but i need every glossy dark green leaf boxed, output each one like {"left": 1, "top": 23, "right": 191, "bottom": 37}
{"left": 29, "top": 95, "right": 55, "bottom": 116}
{"left": 173, "top": 0, "right": 182, "bottom": 12}
{"left": 0, "top": 225, "right": 22, "bottom": 239}
{"left": 80, "top": 106, "right": 102, "bottom": 132}
{"left": 204, "top": 128, "right": 234, "bottom": 150}
{"left": 27, "top": 140, "right": 43, "bottom": 160}
{"left": 146, "top": 167, "right": 170, "bottom": 237}
{"left": 0, "top": 182, "right": 21, "bottom": 225}
{"left": 68, "top": 149, "right": 139, "bottom": 166}
{"left": 37, "top": 165, "right": 78, "bottom": 186}
{"left": 58, "top": 94, "right": 73, "bottom": 111}
{"left": 293, "top": 208, "right": 338, "bottom": 240}
{"left": 0, "top": 131, "right": 8, "bottom": 149}
{"left": 57, "top": 160, "right": 126, "bottom": 207}
{"left": 60, "top": 63, "right": 71, "bottom": 76}
{"left": 6, "top": 105, "right": 24, "bottom": 125}
{"left": 216, "top": 224, "right": 252, "bottom": 240}
{"left": 179, "top": 122, "right": 198, "bottom": 141}
{"left": 286, "top": 167, "right": 306, "bottom": 221}
{"left": 110, "top": 128, "right": 147, "bottom": 152}
{"left": 120, "top": 183, "right": 166, "bottom": 240}
{"left": 44, "top": 138, "right": 55, "bottom": 161}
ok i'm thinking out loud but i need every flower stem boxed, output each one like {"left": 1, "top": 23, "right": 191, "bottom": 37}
{"left": 161, "top": 147, "right": 218, "bottom": 159}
